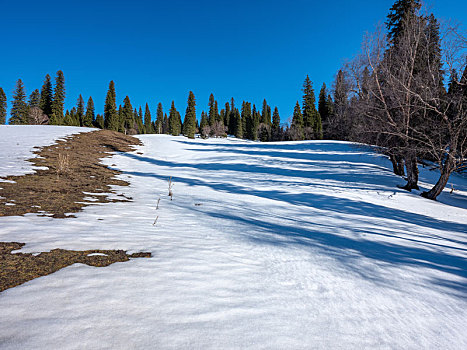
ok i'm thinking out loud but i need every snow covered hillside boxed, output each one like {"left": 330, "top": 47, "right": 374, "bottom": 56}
{"left": 0, "top": 125, "right": 95, "bottom": 178}
{"left": 1, "top": 128, "right": 466, "bottom": 349}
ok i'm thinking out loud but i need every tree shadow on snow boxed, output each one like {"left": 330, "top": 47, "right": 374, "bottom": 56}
{"left": 119, "top": 147, "right": 467, "bottom": 297}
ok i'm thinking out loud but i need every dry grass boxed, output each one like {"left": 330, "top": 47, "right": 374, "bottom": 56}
{"left": 0, "top": 129, "right": 141, "bottom": 218}
{"left": 0, "top": 130, "right": 151, "bottom": 293}
{"left": 0, "top": 242, "right": 151, "bottom": 292}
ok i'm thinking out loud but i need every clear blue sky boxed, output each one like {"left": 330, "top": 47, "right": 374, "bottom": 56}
{"left": 1, "top": 0, "right": 466, "bottom": 123}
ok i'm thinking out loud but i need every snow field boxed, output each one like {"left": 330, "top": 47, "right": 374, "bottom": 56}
{"left": 0, "top": 128, "right": 466, "bottom": 349}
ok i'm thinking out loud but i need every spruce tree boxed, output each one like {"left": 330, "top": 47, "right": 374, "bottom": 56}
{"left": 224, "top": 102, "right": 231, "bottom": 131}
{"left": 83, "top": 97, "right": 95, "bottom": 127}
{"left": 272, "top": 106, "right": 280, "bottom": 131}
{"left": 76, "top": 94, "right": 85, "bottom": 126}
{"left": 10, "top": 79, "right": 29, "bottom": 125}
{"left": 155, "top": 102, "right": 163, "bottom": 133}
{"left": 214, "top": 101, "right": 220, "bottom": 123}
{"left": 292, "top": 101, "right": 304, "bottom": 140}
{"left": 143, "top": 103, "right": 153, "bottom": 133}
{"left": 39, "top": 74, "right": 53, "bottom": 117}
{"left": 28, "top": 89, "right": 41, "bottom": 108}
{"left": 163, "top": 113, "right": 168, "bottom": 134}
{"left": 184, "top": 91, "right": 196, "bottom": 138}
{"left": 137, "top": 106, "right": 144, "bottom": 134}
{"left": 95, "top": 114, "right": 104, "bottom": 129}
{"left": 121, "top": 96, "right": 134, "bottom": 133}
{"left": 302, "top": 75, "right": 321, "bottom": 139}
{"left": 261, "top": 99, "right": 271, "bottom": 125}
{"left": 252, "top": 104, "right": 259, "bottom": 140}
{"left": 318, "top": 83, "right": 331, "bottom": 138}
{"left": 50, "top": 70, "right": 65, "bottom": 125}
{"left": 234, "top": 107, "right": 242, "bottom": 139}
{"left": 242, "top": 101, "right": 253, "bottom": 139}
{"left": 104, "top": 81, "right": 119, "bottom": 131}
{"left": 208, "top": 93, "right": 216, "bottom": 126}
{"left": 199, "top": 111, "right": 208, "bottom": 137}
{"left": 169, "top": 101, "right": 181, "bottom": 136}
{"left": 0, "top": 87, "right": 7, "bottom": 124}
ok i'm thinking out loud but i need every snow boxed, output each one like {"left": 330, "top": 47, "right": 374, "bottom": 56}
{"left": 0, "top": 127, "right": 466, "bottom": 349}
{"left": 0, "top": 125, "right": 96, "bottom": 179}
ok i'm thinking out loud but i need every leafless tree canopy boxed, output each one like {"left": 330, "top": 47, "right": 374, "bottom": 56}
{"left": 333, "top": 5, "right": 466, "bottom": 200}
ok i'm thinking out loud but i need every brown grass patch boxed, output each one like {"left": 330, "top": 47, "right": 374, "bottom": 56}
{"left": 0, "top": 242, "right": 151, "bottom": 292}
{"left": 0, "top": 129, "right": 141, "bottom": 218}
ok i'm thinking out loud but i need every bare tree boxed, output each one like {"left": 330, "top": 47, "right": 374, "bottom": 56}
{"left": 351, "top": 13, "right": 466, "bottom": 199}
{"left": 28, "top": 107, "right": 49, "bottom": 125}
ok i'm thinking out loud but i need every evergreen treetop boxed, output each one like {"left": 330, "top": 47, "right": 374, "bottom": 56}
{"left": 10, "top": 79, "right": 29, "bottom": 125}
{"left": 28, "top": 89, "right": 41, "bottom": 108}
{"left": 184, "top": 91, "right": 196, "bottom": 139}
{"left": 83, "top": 96, "right": 95, "bottom": 127}
{"left": 104, "top": 81, "right": 119, "bottom": 131}
{"left": 39, "top": 74, "right": 53, "bottom": 117}
{"left": 50, "top": 70, "right": 66, "bottom": 125}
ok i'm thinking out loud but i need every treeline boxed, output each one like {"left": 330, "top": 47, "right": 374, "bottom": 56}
{"left": 324, "top": 0, "right": 467, "bottom": 200}
{"left": 0, "top": 73, "right": 331, "bottom": 142}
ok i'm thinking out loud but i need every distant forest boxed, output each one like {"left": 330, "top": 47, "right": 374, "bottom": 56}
{"left": 0, "top": 71, "right": 325, "bottom": 143}
{"left": 0, "top": 0, "right": 465, "bottom": 201}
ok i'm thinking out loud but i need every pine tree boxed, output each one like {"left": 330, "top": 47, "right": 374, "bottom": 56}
{"left": 292, "top": 101, "right": 304, "bottom": 140}
{"left": 83, "top": 97, "right": 95, "bottom": 127}
{"left": 104, "top": 81, "right": 119, "bottom": 131}
{"left": 39, "top": 74, "right": 53, "bottom": 117}
{"left": 76, "top": 94, "right": 85, "bottom": 126}
{"left": 261, "top": 99, "right": 271, "bottom": 125}
{"left": 318, "top": 83, "right": 331, "bottom": 139}
{"left": 214, "top": 101, "right": 220, "bottom": 123}
{"left": 28, "top": 89, "right": 41, "bottom": 108}
{"left": 272, "top": 106, "right": 280, "bottom": 131}
{"left": 155, "top": 103, "right": 163, "bottom": 134}
{"left": 163, "top": 113, "right": 168, "bottom": 134}
{"left": 224, "top": 102, "right": 231, "bottom": 131}
{"left": 50, "top": 70, "right": 65, "bottom": 125}
{"left": 95, "top": 113, "right": 104, "bottom": 129}
{"left": 234, "top": 107, "right": 242, "bottom": 139}
{"left": 184, "top": 91, "right": 196, "bottom": 138}
{"left": 229, "top": 98, "right": 237, "bottom": 135}
{"left": 137, "top": 106, "right": 144, "bottom": 134}
{"left": 169, "top": 101, "right": 181, "bottom": 136}
{"left": 302, "top": 75, "right": 321, "bottom": 139}
{"left": 143, "top": 103, "right": 153, "bottom": 133}
{"left": 121, "top": 96, "right": 134, "bottom": 133}
{"left": 251, "top": 104, "right": 259, "bottom": 140}
{"left": 10, "top": 79, "right": 29, "bottom": 125}
{"left": 242, "top": 101, "right": 253, "bottom": 139}
{"left": 117, "top": 105, "right": 124, "bottom": 132}
{"left": 0, "top": 87, "right": 6, "bottom": 124}
{"left": 199, "top": 111, "right": 209, "bottom": 137}
{"left": 208, "top": 93, "right": 216, "bottom": 126}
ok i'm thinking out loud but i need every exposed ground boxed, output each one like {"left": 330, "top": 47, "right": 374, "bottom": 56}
{"left": 0, "top": 129, "right": 141, "bottom": 218}
{"left": 0, "top": 129, "right": 150, "bottom": 293}
{"left": 0, "top": 242, "right": 150, "bottom": 292}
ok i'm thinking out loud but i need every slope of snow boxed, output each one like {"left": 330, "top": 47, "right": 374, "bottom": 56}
{"left": 0, "top": 125, "right": 95, "bottom": 179}
{"left": 0, "top": 131, "right": 466, "bottom": 349}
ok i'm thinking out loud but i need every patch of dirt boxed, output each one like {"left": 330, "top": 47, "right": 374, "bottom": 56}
{"left": 0, "top": 242, "right": 151, "bottom": 292}
{"left": 0, "top": 129, "right": 141, "bottom": 218}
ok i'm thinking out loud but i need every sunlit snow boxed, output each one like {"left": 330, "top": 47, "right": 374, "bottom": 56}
{"left": 0, "top": 126, "right": 466, "bottom": 349}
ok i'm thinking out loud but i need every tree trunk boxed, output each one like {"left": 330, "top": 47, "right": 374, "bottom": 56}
{"left": 421, "top": 156, "right": 456, "bottom": 200}
{"left": 400, "top": 153, "right": 419, "bottom": 191}
{"left": 389, "top": 153, "right": 405, "bottom": 176}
